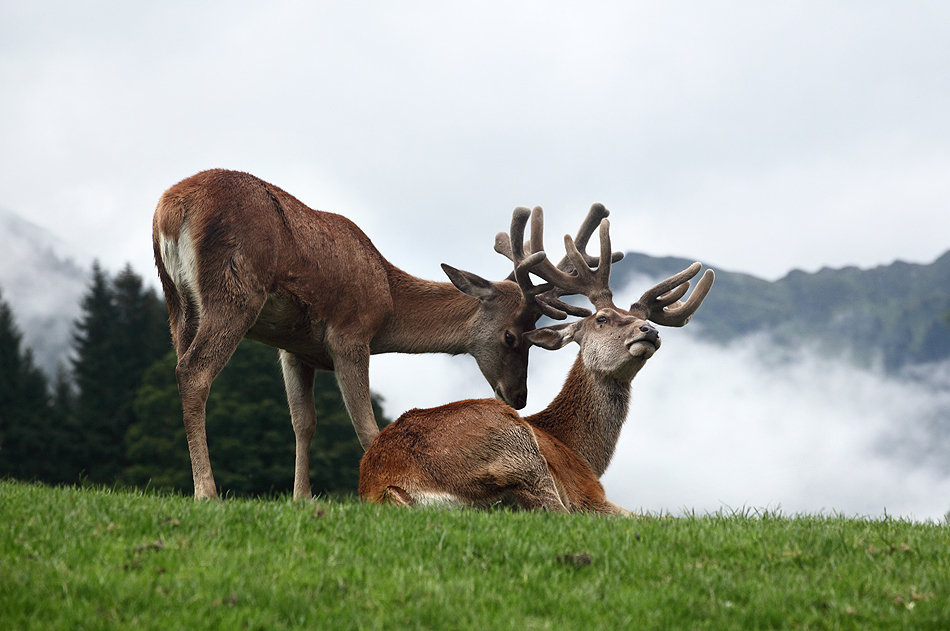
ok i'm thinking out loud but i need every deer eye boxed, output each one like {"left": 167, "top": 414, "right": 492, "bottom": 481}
{"left": 504, "top": 331, "right": 517, "bottom": 347}
{"left": 596, "top": 315, "right": 608, "bottom": 324}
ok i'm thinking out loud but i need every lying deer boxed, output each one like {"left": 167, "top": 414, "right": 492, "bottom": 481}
{"left": 359, "top": 213, "right": 714, "bottom": 514}
{"left": 152, "top": 169, "right": 618, "bottom": 499}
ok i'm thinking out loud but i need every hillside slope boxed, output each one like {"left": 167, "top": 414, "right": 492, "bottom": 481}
{"left": 2, "top": 481, "right": 948, "bottom": 630}
{"left": 616, "top": 251, "right": 950, "bottom": 370}
{"left": 1, "top": 204, "right": 948, "bottom": 374}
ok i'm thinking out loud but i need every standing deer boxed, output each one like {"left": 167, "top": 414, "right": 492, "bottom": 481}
{"left": 359, "top": 213, "right": 714, "bottom": 514}
{"left": 152, "top": 169, "right": 618, "bottom": 499}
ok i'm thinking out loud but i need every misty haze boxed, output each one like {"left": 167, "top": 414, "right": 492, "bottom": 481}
{"left": 369, "top": 273, "right": 950, "bottom": 522}
{"left": 2, "top": 3, "right": 949, "bottom": 524}
{"left": 3, "top": 206, "right": 950, "bottom": 520}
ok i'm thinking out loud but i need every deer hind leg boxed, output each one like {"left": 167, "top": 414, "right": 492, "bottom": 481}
{"left": 485, "top": 425, "right": 569, "bottom": 512}
{"left": 279, "top": 350, "right": 317, "bottom": 501}
{"left": 507, "top": 465, "right": 569, "bottom": 513}
{"left": 175, "top": 296, "right": 266, "bottom": 500}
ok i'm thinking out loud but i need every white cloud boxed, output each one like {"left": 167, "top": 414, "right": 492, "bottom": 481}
{"left": 2, "top": 2, "right": 948, "bottom": 287}
{"left": 2, "top": 2, "right": 949, "bottom": 518}
{"left": 615, "top": 136, "right": 950, "bottom": 279}
{"left": 600, "top": 335, "right": 950, "bottom": 521}
{"left": 370, "top": 278, "right": 950, "bottom": 522}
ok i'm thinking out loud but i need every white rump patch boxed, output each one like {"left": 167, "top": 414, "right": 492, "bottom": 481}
{"left": 159, "top": 221, "right": 201, "bottom": 315}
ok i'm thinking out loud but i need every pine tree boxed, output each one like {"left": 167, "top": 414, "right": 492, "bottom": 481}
{"left": 69, "top": 262, "right": 122, "bottom": 482}
{"left": 110, "top": 264, "right": 171, "bottom": 462}
{"left": 68, "top": 262, "right": 171, "bottom": 484}
{"left": 112, "top": 264, "right": 170, "bottom": 380}
{"left": 0, "top": 288, "right": 57, "bottom": 481}
{"left": 50, "top": 363, "right": 76, "bottom": 462}
{"left": 124, "top": 350, "right": 192, "bottom": 491}
{"left": 124, "top": 339, "right": 372, "bottom": 497}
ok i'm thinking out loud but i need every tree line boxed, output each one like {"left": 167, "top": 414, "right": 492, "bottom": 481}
{"left": 0, "top": 263, "right": 369, "bottom": 496}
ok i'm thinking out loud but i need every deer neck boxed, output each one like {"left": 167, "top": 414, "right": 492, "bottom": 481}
{"left": 371, "top": 266, "right": 480, "bottom": 355}
{"left": 525, "top": 354, "right": 634, "bottom": 477}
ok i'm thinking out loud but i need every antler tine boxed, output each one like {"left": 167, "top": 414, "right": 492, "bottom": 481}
{"left": 639, "top": 262, "right": 702, "bottom": 301}
{"left": 550, "top": 203, "right": 624, "bottom": 273}
{"left": 562, "top": 218, "right": 616, "bottom": 310}
{"left": 495, "top": 204, "right": 626, "bottom": 318}
{"left": 493, "top": 206, "right": 528, "bottom": 262}
{"left": 522, "top": 206, "right": 592, "bottom": 317}
{"left": 525, "top": 218, "right": 617, "bottom": 312}
{"left": 505, "top": 204, "right": 622, "bottom": 270}
{"left": 508, "top": 206, "right": 554, "bottom": 297}
{"left": 495, "top": 207, "right": 549, "bottom": 293}
{"left": 630, "top": 263, "right": 716, "bottom": 327}
{"left": 494, "top": 206, "right": 575, "bottom": 320}
{"left": 528, "top": 206, "right": 545, "bottom": 257}
{"left": 524, "top": 204, "right": 627, "bottom": 316}
{"left": 508, "top": 206, "right": 530, "bottom": 260}
{"left": 573, "top": 203, "right": 608, "bottom": 259}
{"left": 520, "top": 207, "right": 590, "bottom": 317}
{"left": 658, "top": 268, "right": 714, "bottom": 326}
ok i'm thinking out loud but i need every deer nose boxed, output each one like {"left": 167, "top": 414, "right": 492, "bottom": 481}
{"left": 639, "top": 324, "right": 659, "bottom": 343}
{"left": 495, "top": 385, "right": 527, "bottom": 410}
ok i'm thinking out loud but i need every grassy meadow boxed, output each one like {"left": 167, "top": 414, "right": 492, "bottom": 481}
{"left": 1, "top": 479, "right": 948, "bottom": 630}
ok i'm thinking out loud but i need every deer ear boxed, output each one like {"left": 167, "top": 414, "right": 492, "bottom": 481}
{"left": 442, "top": 264, "right": 497, "bottom": 300}
{"left": 524, "top": 322, "right": 579, "bottom": 351}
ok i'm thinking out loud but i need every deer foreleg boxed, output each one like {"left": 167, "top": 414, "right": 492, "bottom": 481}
{"left": 330, "top": 342, "right": 380, "bottom": 451}
{"left": 280, "top": 350, "right": 317, "bottom": 500}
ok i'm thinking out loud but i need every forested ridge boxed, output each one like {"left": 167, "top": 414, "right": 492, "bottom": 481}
{"left": 4, "top": 248, "right": 949, "bottom": 496}
{"left": 0, "top": 263, "right": 369, "bottom": 496}
{"left": 616, "top": 250, "right": 950, "bottom": 370}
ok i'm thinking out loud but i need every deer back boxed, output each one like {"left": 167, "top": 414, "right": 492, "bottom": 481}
{"left": 153, "top": 169, "right": 395, "bottom": 341}
{"left": 359, "top": 398, "right": 545, "bottom": 507}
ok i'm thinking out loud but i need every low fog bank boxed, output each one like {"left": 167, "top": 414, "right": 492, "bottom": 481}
{"left": 0, "top": 209, "right": 87, "bottom": 375}
{"left": 370, "top": 326, "right": 950, "bottom": 522}
{"left": 599, "top": 334, "right": 950, "bottom": 521}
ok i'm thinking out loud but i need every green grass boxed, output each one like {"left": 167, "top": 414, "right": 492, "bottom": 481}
{"left": 2, "top": 480, "right": 948, "bottom": 630}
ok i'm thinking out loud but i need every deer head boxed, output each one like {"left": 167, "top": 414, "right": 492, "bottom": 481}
{"left": 443, "top": 204, "right": 628, "bottom": 408}
{"left": 526, "top": 308, "right": 662, "bottom": 380}
{"left": 523, "top": 211, "right": 715, "bottom": 379}
{"left": 438, "top": 264, "right": 540, "bottom": 409}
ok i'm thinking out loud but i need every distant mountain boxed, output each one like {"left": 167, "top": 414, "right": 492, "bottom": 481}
{"left": 0, "top": 208, "right": 88, "bottom": 376}
{"left": 615, "top": 251, "right": 950, "bottom": 371}
{"left": 2, "top": 202, "right": 948, "bottom": 378}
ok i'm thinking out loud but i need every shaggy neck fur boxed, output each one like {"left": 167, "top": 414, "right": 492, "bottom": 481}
{"left": 525, "top": 354, "right": 638, "bottom": 477}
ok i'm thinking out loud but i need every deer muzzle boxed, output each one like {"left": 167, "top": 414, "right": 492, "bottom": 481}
{"left": 495, "top": 385, "right": 528, "bottom": 410}
{"left": 626, "top": 324, "right": 660, "bottom": 354}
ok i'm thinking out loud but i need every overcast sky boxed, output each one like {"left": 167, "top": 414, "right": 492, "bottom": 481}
{"left": 2, "top": 1, "right": 948, "bottom": 284}
{"left": 3, "top": 3, "right": 949, "bottom": 518}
